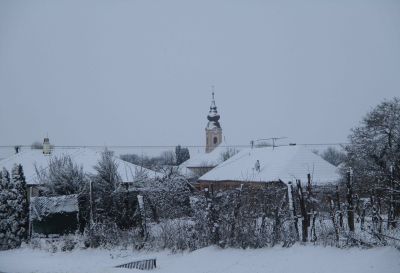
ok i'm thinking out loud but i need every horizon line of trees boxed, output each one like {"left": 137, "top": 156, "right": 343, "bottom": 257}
{"left": 119, "top": 145, "right": 190, "bottom": 171}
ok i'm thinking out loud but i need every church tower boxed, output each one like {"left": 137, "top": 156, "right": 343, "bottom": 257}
{"left": 205, "top": 91, "right": 222, "bottom": 153}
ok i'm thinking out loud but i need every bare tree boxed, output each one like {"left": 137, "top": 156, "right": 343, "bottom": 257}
{"left": 345, "top": 97, "right": 400, "bottom": 226}
{"left": 321, "top": 147, "right": 346, "bottom": 166}
{"left": 175, "top": 145, "right": 190, "bottom": 165}
{"left": 160, "top": 150, "right": 176, "bottom": 166}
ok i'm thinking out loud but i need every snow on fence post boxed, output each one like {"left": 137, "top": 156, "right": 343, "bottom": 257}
{"left": 354, "top": 194, "right": 360, "bottom": 224}
{"left": 305, "top": 174, "right": 312, "bottom": 228}
{"left": 296, "top": 179, "right": 308, "bottom": 242}
{"left": 346, "top": 168, "right": 355, "bottom": 232}
{"left": 288, "top": 181, "right": 299, "bottom": 241}
{"left": 335, "top": 186, "right": 343, "bottom": 228}
{"left": 272, "top": 189, "right": 287, "bottom": 246}
{"left": 328, "top": 195, "right": 339, "bottom": 244}
{"left": 387, "top": 165, "right": 396, "bottom": 229}
{"left": 137, "top": 194, "right": 147, "bottom": 240}
{"left": 306, "top": 174, "right": 317, "bottom": 242}
{"left": 310, "top": 210, "right": 317, "bottom": 242}
{"left": 89, "top": 180, "right": 94, "bottom": 227}
{"left": 230, "top": 185, "right": 242, "bottom": 244}
{"left": 28, "top": 186, "right": 33, "bottom": 238}
{"left": 370, "top": 190, "right": 383, "bottom": 236}
{"left": 360, "top": 200, "right": 366, "bottom": 231}
{"left": 377, "top": 195, "right": 383, "bottom": 234}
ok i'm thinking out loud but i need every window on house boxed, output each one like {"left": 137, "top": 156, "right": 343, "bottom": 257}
{"left": 213, "top": 137, "right": 218, "bottom": 144}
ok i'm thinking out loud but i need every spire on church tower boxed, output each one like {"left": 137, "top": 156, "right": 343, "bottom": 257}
{"left": 205, "top": 89, "right": 223, "bottom": 153}
{"left": 207, "top": 91, "right": 221, "bottom": 129}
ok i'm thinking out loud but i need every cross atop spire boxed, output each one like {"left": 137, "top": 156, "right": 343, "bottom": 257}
{"left": 210, "top": 86, "right": 216, "bottom": 109}
{"left": 209, "top": 93, "right": 217, "bottom": 113}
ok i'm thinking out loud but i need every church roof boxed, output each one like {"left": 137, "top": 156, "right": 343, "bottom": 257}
{"left": 198, "top": 145, "right": 340, "bottom": 185}
{"left": 207, "top": 121, "right": 221, "bottom": 130}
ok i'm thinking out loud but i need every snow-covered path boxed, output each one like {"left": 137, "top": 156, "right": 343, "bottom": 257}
{"left": 0, "top": 245, "right": 399, "bottom": 273}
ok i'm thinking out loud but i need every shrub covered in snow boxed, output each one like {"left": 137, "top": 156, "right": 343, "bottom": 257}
{"left": 0, "top": 165, "right": 28, "bottom": 250}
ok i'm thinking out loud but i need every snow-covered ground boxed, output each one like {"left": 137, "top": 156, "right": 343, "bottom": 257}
{"left": 0, "top": 245, "right": 399, "bottom": 273}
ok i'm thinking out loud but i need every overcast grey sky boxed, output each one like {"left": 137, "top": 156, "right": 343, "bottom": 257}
{"left": 1, "top": 0, "right": 399, "bottom": 152}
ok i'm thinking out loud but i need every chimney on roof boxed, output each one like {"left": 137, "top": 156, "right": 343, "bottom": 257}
{"left": 43, "top": 137, "right": 51, "bottom": 155}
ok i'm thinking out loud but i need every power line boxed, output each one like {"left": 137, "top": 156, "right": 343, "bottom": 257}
{"left": 0, "top": 144, "right": 248, "bottom": 149}
{"left": 0, "top": 142, "right": 350, "bottom": 149}
{"left": 282, "top": 142, "right": 349, "bottom": 147}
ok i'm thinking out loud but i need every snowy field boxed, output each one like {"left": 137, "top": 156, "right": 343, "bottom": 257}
{"left": 0, "top": 245, "right": 399, "bottom": 273}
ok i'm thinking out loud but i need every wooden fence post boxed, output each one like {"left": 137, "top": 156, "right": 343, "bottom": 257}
{"left": 328, "top": 196, "right": 339, "bottom": 243}
{"left": 296, "top": 180, "right": 308, "bottom": 242}
{"left": 137, "top": 194, "right": 148, "bottom": 240}
{"left": 335, "top": 186, "right": 343, "bottom": 228}
{"left": 288, "top": 181, "right": 299, "bottom": 241}
{"left": 306, "top": 174, "right": 317, "bottom": 242}
{"left": 346, "top": 168, "right": 355, "bottom": 232}
{"left": 388, "top": 165, "right": 396, "bottom": 229}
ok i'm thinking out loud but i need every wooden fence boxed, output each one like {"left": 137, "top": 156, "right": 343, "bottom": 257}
{"left": 115, "top": 258, "right": 157, "bottom": 270}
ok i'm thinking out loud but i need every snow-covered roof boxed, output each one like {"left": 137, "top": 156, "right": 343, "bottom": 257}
{"left": 199, "top": 145, "right": 340, "bottom": 185}
{"left": 206, "top": 121, "right": 221, "bottom": 130}
{"left": 181, "top": 145, "right": 238, "bottom": 169}
{"left": 0, "top": 148, "right": 162, "bottom": 185}
{"left": 175, "top": 164, "right": 196, "bottom": 178}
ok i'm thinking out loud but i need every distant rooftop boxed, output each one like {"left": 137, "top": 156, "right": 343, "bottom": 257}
{"left": 0, "top": 148, "right": 162, "bottom": 185}
{"left": 182, "top": 145, "right": 239, "bottom": 169}
{"left": 199, "top": 145, "right": 340, "bottom": 185}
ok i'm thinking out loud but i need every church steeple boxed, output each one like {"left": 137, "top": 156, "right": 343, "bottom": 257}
{"left": 205, "top": 90, "right": 222, "bottom": 153}
{"left": 207, "top": 91, "right": 221, "bottom": 129}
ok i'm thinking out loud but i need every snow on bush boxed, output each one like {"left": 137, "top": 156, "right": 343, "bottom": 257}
{"left": 0, "top": 165, "right": 28, "bottom": 250}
